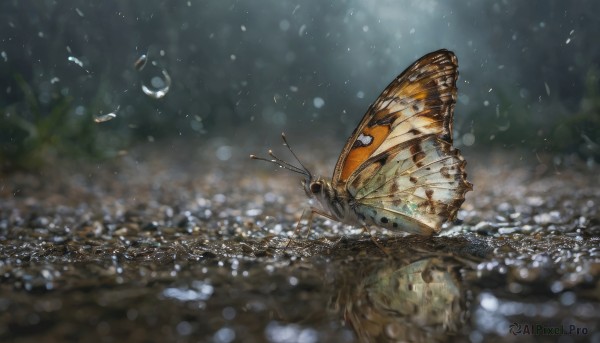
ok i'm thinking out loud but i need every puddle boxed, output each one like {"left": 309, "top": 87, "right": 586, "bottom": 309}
{"left": 0, "top": 146, "right": 598, "bottom": 342}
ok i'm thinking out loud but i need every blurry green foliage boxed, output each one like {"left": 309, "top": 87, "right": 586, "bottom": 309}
{"left": 471, "top": 67, "right": 600, "bottom": 161}
{"left": 0, "top": 74, "right": 111, "bottom": 171}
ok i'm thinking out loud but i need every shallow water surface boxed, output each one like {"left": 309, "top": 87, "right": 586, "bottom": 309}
{"left": 0, "top": 146, "right": 599, "bottom": 342}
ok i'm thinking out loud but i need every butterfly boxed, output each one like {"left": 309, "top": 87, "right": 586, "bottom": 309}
{"left": 251, "top": 49, "right": 472, "bottom": 237}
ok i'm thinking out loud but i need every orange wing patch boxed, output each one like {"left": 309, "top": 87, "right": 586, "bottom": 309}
{"left": 332, "top": 49, "right": 459, "bottom": 186}
{"left": 340, "top": 125, "right": 390, "bottom": 181}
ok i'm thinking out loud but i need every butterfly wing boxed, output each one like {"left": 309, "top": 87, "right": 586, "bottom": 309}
{"left": 348, "top": 135, "right": 472, "bottom": 234}
{"left": 332, "top": 49, "right": 472, "bottom": 234}
{"left": 332, "top": 49, "right": 459, "bottom": 185}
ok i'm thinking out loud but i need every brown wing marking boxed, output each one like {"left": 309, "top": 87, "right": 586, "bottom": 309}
{"left": 346, "top": 135, "right": 472, "bottom": 233}
{"left": 333, "top": 49, "right": 458, "bottom": 185}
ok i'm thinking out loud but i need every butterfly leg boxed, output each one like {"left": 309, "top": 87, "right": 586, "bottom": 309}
{"left": 285, "top": 207, "right": 339, "bottom": 250}
{"left": 285, "top": 208, "right": 312, "bottom": 249}
{"left": 361, "top": 226, "right": 390, "bottom": 256}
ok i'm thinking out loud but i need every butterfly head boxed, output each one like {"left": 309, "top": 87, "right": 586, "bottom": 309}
{"left": 302, "top": 178, "right": 325, "bottom": 199}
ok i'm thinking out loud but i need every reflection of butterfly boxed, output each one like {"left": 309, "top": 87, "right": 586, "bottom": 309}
{"left": 252, "top": 49, "right": 472, "bottom": 236}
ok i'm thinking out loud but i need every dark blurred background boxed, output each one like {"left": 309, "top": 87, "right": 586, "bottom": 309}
{"left": 1, "top": 0, "right": 599, "bottom": 170}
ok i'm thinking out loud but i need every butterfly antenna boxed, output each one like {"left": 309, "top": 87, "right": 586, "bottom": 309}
{"left": 250, "top": 151, "right": 309, "bottom": 177}
{"left": 280, "top": 132, "right": 312, "bottom": 179}
{"left": 250, "top": 133, "right": 313, "bottom": 179}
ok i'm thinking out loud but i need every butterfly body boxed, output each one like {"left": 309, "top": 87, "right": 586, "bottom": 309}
{"left": 253, "top": 49, "right": 472, "bottom": 236}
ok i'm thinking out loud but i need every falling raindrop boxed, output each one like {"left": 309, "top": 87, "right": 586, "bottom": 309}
{"left": 313, "top": 97, "right": 325, "bottom": 109}
{"left": 67, "top": 56, "right": 84, "bottom": 68}
{"left": 134, "top": 54, "right": 148, "bottom": 71}
{"left": 216, "top": 146, "right": 233, "bottom": 161}
{"left": 497, "top": 120, "right": 511, "bottom": 131}
{"left": 67, "top": 55, "right": 89, "bottom": 73}
{"left": 141, "top": 69, "right": 171, "bottom": 99}
{"left": 94, "top": 106, "right": 119, "bottom": 123}
{"left": 298, "top": 24, "right": 307, "bottom": 36}
{"left": 94, "top": 113, "right": 116, "bottom": 123}
{"left": 279, "top": 20, "right": 290, "bottom": 31}
{"left": 462, "top": 133, "right": 475, "bottom": 146}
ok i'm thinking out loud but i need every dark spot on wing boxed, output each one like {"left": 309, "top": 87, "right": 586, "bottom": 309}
{"left": 425, "top": 189, "right": 436, "bottom": 214}
{"left": 425, "top": 189, "right": 434, "bottom": 199}
{"left": 409, "top": 143, "right": 425, "bottom": 167}
{"left": 375, "top": 152, "right": 390, "bottom": 166}
{"left": 380, "top": 217, "right": 389, "bottom": 224}
{"left": 440, "top": 166, "right": 451, "bottom": 178}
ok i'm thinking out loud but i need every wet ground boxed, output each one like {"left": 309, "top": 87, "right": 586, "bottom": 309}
{"left": 1, "top": 140, "right": 599, "bottom": 343}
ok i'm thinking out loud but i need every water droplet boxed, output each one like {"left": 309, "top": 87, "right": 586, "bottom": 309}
{"left": 230, "top": 54, "right": 236, "bottom": 61}
{"left": 497, "top": 120, "right": 510, "bottom": 131}
{"left": 213, "top": 327, "right": 235, "bottom": 343}
{"left": 216, "top": 146, "right": 232, "bottom": 161}
{"left": 240, "top": 25, "right": 246, "bottom": 32}
{"left": 245, "top": 209, "right": 262, "bottom": 217}
{"left": 94, "top": 106, "right": 119, "bottom": 123}
{"left": 565, "top": 38, "right": 571, "bottom": 44}
{"left": 67, "top": 56, "right": 84, "bottom": 68}
{"left": 313, "top": 97, "right": 325, "bottom": 109}
{"left": 560, "top": 291, "right": 576, "bottom": 306}
{"left": 162, "top": 281, "right": 213, "bottom": 301}
{"left": 75, "top": 8, "right": 84, "bottom": 17}
{"left": 356, "top": 91, "right": 364, "bottom": 99}
{"left": 279, "top": 20, "right": 290, "bottom": 31}
{"left": 298, "top": 24, "right": 307, "bottom": 36}
{"left": 0, "top": 51, "right": 7, "bottom": 62}
{"left": 409, "top": 28, "right": 415, "bottom": 34}
{"left": 362, "top": 25, "right": 369, "bottom": 32}
{"left": 462, "top": 133, "right": 475, "bottom": 146}
{"left": 222, "top": 307, "right": 236, "bottom": 320}
{"left": 141, "top": 69, "right": 171, "bottom": 99}
{"left": 176, "top": 321, "right": 193, "bottom": 336}
{"left": 288, "top": 276, "right": 298, "bottom": 286}
{"left": 50, "top": 77, "right": 60, "bottom": 84}
{"left": 134, "top": 54, "right": 147, "bottom": 71}
{"left": 480, "top": 293, "right": 498, "bottom": 311}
